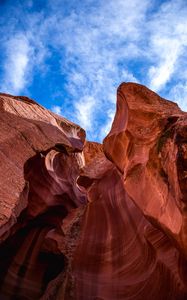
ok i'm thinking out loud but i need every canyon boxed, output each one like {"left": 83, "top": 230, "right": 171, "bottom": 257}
{"left": 0, "top": 82, "right": 187, "bottom": 299}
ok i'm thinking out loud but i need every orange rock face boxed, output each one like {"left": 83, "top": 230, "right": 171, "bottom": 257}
{"left": 104, "top": 83, "right": 187, "bottom": 256}
{"left": 0, "top": 83, "right": 187, "bottom": 300}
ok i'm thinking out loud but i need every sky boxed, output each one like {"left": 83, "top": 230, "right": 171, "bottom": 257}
{"left": 0, "top": 0, "right": 187, "bottom": 141}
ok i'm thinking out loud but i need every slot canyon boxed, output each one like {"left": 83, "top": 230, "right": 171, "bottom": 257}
{"left": 0, "top": 82, "right": 187, "bottom": 299}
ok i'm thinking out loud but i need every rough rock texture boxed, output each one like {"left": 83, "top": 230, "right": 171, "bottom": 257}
{"left": 0, "top": 83, "right": 187, "bottom": 300}
{"left": 0, "top": 93, "right": 86, "bottom": 299}
{"left": 103, "top": 83, "right": 187, "bottom": 256}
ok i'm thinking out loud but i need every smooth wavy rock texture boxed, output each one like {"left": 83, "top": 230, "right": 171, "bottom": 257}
{"left": 103, "top": 83, "right": 187, "bottom": 256}
{"left": 0, "top": 93, "right": 86, "bottom": 299}
{"left": 0, "top": 83, "right": 187, "bottom": 300}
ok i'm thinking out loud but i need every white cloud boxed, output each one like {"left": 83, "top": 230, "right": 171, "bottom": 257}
{"left": 51, "top": 105, "right": 62, "bottom": 115}
{"left": 1, "top": 34, "right": 32, "bottom": 94}
{"left": 74, "top": 96, "right": 95, "bottom": 132}
{"left": 101, "top": 109, "right": 115, "bottom": 140}
{"left": 147, "top": 0, "right": 187, "bottom": 92}
{"left": 49, "top": 0, "right": 149, "bottom": 139}
{"left": 168, "top": 82, "right": 187, "bottom": 112}
{"left": 0, "top": 8, "right": 49, "bottom": 95}
{"left": 121, "top": 70, "right": 139, "bottom": 83}
{"left": 1, "top": 0, "right": 187, "bottom": 140}
{"left": 148, "top": 40, "right": 181, "bottom": 92}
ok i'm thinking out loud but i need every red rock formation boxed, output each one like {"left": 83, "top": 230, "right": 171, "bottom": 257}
{"left": 103, "top": 83, "right": 187, "bottom": 256}
{"left": 0, "top": 83, "right": 187, "bottom": 300}
{"left": 0, "top": 93, "right": 85, "bottom": 239}
{"left": 83, "top": 141, "right": 103, "bottom": 164}
{"left": 71, "top": 154, "right": 187, "bottom": 300}
{"left": 63, "top": 83, "right": 187, "bottom": 300}
{"left": 0, "top": 93, "right": 86, "bottom": 299}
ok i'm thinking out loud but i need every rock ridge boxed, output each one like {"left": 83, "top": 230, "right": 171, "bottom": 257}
{"left": 0, "top": 83, "right": 187, "bottom": 299}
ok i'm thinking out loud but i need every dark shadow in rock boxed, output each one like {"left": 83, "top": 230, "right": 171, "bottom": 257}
{"left": 0, "top": 206, "right": 67, "bottom": 300}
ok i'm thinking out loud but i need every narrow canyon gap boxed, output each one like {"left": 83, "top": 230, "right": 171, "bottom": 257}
{"left": 0, "top": 83, "right": 187, "bottom": 299}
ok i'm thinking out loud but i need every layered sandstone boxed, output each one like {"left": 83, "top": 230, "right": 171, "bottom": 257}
{"left": 0, "top": 93, "right": 86, "bottom": 299}
{"left": 0, "top": 83, "right": 187, "bottom": 300}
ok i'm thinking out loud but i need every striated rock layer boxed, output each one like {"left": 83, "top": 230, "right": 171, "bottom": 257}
{"left": 0, "top": 83, "right": 187, "bottom": 300}
{"left": 0, "top": 93, "right": 86, "bottom": 299}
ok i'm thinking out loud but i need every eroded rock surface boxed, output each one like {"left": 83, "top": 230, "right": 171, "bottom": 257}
{"left": 0, "top": 93, "right": 86, "bottom": 299}
{"left": 103, "top": 83, "right": 187, "bottom": 256}
{"left": 0, "top": 84, "right": 187, "bottom": 300}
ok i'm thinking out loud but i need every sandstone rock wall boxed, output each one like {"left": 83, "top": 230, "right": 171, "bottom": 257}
{"left": 0, "top": 83, "right": 187, "bottom": 299}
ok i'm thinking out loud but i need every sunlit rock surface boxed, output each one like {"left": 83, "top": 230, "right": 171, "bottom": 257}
{"left": 0, "top": 83, "right": 187, "bottom": 300}
{"left": 103, "top": 83, "right": 187, "bottom": 256}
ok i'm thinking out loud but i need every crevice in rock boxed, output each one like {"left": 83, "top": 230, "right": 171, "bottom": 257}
{"left": 0, "top": 143, "right": 86, "bottom": 299}
{"left": 0, "top": 206, "right": 67, "bottom": 299}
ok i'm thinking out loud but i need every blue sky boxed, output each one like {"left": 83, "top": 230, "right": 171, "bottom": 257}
{"left": 0, "top": 0, "right": 187, "bottom": 141}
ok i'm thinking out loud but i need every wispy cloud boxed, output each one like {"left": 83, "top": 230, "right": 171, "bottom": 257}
{"left": 169, "top": 82, "right": 187, "bottom": 111}
{"left": 148, "top": 40, "right": 181, "bottom": 91}
{"left": 0, "top": 5, "right": 48, "bottom": 95}
{"left": 50, "top": 0, "right": 148, "bottom": 138}
{"left": 0, "top": 34, "right": 32, "bottom": 94}
{"left": 74, "top": 96, "right": 95, "bottom": 132}
{"left": 148, "top": 0, "right": 187, "bottom": 92}
{"left": 101, "top": 109, "right": 115, "bottom": 140}
{"left": 0, "top": 0, "right": 187, "bottom": 141}
{"left": 51, "top": 105, "right": 62, "bottom": 115}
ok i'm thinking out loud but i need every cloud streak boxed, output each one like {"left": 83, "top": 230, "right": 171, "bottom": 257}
{"left": 147, "top": 0, "right": 187, "bottom": 92}
{"left": 0, "top": 0, "right": 187, "bottom": 141}
{"left": 0, "top": 34, "right": 31, "bottom": 94}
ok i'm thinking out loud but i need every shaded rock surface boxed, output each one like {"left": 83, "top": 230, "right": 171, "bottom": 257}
{"left": 0, "top": 83, "right": 187, "bottom": 300}
{"left": 0, "top": 93, "right": 86, "bottom": 299}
